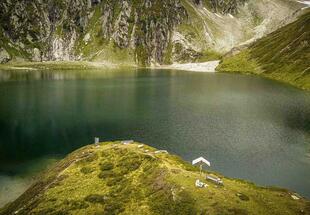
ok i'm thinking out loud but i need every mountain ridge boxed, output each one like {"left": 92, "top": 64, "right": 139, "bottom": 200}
{"left": 0, "top": 0, "right": 305, "bottom": 66}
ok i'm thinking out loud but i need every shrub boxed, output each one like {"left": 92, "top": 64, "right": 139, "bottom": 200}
{"left": 100, "top": 162, "right": 114, "bottom": 171}
{"left": 236, "top": 193, "right": 250, "bottom": 201}
{"left": 84, "top": 194, "right": 106, "bottom": 204}
{"left": 80, "top": 167, "right": 94, "bottom": 174}
{"left": 36, "top": 208, "right": 64, "bottom": 215}
{"left": 103, "top": 202, "right": 124, "bottom": 215}
{"left": 63, "top": 200, "right": 89, "bottom": 210}
{"left": 148, "top": 188, "right": 197, "bottom": 215}
{"left": 76, "top": 153, "right": 98, "bottom": 165}
{"left": 227, "top": 208, "right": 248, "bottom": 215}
{"left": 117, "top": 158, "right": 142, "bottom": 172}
{"left": 98, "top": 170, "right": 115, "bottom": 179}
{"left": 106, "top": 176, "right": 123, "bottom": 187}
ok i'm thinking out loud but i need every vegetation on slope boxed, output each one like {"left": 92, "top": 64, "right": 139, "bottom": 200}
{"left": 1, "top": 141, "right": 309, "bottom": 215}
{"left": 217, "top": 10, "right": 310, "bottom": 90}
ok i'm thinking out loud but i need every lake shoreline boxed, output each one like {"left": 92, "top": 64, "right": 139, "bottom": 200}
{"left": 0, "top": 61, "right": 220, "bottom": 73}
{"left": 1, "top": 60, "right": 308, "bottom": 91}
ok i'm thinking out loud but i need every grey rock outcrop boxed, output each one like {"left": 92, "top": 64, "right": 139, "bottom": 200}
{"left": 0, "top": 0, "right": 187, "bottom": 65}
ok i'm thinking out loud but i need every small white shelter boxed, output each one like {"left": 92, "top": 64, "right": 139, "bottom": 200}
{"left": 192, "top": 157, "right": 211, "bottom": 175}
{"left": 192, "top": 157, "right": 211, "bottom": 166}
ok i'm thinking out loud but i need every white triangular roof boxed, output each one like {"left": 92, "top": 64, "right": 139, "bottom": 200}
{"left": 192, "top": 157, "right": 211, "bottom": 166}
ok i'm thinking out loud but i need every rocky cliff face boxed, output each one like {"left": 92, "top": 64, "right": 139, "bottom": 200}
{"left": 0, "top": 0, "right": 187, "bottom": 65}
{"left": 0, "top": 0, "right": 305, "bottom": 65}
{"left": 0, "top": 0, "right": 89, "bottom": 62}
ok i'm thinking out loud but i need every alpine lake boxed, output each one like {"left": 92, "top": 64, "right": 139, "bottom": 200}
{"left": 0, "top": 68, "right": 309, "bottom": 206}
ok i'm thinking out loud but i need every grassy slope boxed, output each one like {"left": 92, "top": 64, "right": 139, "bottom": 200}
{"left": 1, "top": 141, "right": 309, "bottom": 215}
{"left": 217, "top": 10, "right": 310, "bottom": 90}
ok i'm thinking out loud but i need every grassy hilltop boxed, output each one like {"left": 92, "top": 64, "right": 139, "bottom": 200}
{"left": 1, "top": 141, "right": 309, "bottom": 215}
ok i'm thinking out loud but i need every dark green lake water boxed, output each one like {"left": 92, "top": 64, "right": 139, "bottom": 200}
{"left": 0, "top": 68, "right": 309, "bottom": 205}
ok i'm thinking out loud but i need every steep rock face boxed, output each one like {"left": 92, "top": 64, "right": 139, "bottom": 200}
{"left": 90, "top": 0, "right": 187, "bottom": 65}
{"left": 0, "top": 0, "right": 90, "bottom": 62}
{"left": 0, "top": 0, "right": 187, "bottom": 65}
{"left": 0, "top": 0, "right": 305, "bottom": 65}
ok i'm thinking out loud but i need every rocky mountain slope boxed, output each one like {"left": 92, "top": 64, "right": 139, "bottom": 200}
{"left": 217, "top": 9, "right": 310, "bottom": 90}
{"left": 0, "top": 0, "right": 305, "bottom": 66}
{"left": 1, "top": 141, "right": 309, "bottom": 215}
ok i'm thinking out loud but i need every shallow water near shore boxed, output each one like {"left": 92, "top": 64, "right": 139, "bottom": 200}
{"left": 0, "top": 68, "right": 309, "bottom": 206}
